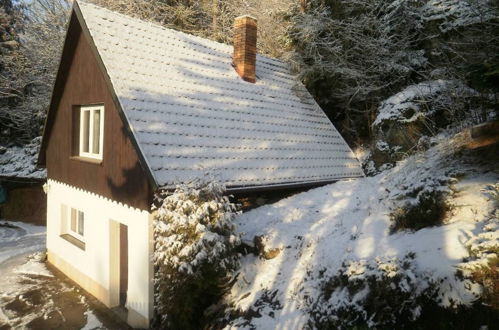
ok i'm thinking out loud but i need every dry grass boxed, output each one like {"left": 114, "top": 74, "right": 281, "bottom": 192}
{"left": 471, "top": 256, "right": 499, "bottom": 310}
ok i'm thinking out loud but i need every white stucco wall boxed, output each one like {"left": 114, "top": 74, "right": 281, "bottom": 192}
{"left": 46, "top": 179, "right": 153, "bottom": 324}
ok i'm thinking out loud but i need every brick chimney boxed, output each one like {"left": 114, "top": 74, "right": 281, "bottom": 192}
{"left": 233, "top": 15, "right": 257, "bottom": 83}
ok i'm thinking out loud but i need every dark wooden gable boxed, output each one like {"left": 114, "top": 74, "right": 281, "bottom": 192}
{"left": 39, "top": 9, "right": 153, "bottom": 211}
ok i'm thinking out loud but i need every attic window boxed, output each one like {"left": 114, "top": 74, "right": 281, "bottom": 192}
{"left": 79, "top": 105, "right": 104, "bottom": 160}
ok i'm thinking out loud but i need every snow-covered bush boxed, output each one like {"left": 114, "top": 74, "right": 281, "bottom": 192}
{"left": 466, "top": 255, "right": 499, "bottom": 310}
{"left": 309, "top": 252, "right": 485, "bottom": 329}
{"left": 309, "top": 254, "right": 441, "bottom": 329}
{"left": 459, "top": 221, "right": 499, "bottom": 309}
{"left": 153, "top": 179, "right": 241, "bottom": 329}
{"left": 390, "top": 189, "right": 450, "bottom": 233}
{"left": 483, "top": 183, "right": 499, "bottom": 207}
{"left": 458, "top": 183, "right": 499, "bottom": 309}
{"left": 384, "top": 140, "right": 457, "bottom": 232}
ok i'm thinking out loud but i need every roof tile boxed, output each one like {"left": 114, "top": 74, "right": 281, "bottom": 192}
{"left": 77, "top": 1, "right": 363, "bottom": 188}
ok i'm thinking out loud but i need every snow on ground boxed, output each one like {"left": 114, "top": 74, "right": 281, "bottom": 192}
{"left": 371, "top": 79, "right": 482, "bottom": 129}
{"left": 226, "top": 132, "right": 498, "bottom": 328}
{"left": 0, "top": 221, "right": 45, "bottom": 265}
{"left": 14, "top": 252, "right": 53, "bottom": 278}
{"left": 82, "top": 311, "right": 104, "bottom": 330}
{"left": 0, "top": 220, "right": 127, "bottom": 330}
{"left": 373, "top": 80, "right": 456, "bottom": 127}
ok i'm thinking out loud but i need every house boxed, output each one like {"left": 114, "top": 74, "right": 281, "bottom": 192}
{"left": 37, "top": 1, "right": 363, "bottom": 327}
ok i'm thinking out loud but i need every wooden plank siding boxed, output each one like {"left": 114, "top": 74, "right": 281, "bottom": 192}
{"left": 44, "top": 16, "right": 152, "bottom": 211}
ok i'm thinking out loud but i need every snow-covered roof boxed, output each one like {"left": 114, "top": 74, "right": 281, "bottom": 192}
{"left": 0, "top": 138, "right": 46, "bottom": 181}
{"left": 76, "top": 1, "right": 363, "bottom": 189}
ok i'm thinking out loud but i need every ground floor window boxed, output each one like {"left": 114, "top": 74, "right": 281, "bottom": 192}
{"left": 60, "top": 204, "right": 85, "bottom": 250}
{"left": 70, "top": 208, "right": 85, "bottom": 237}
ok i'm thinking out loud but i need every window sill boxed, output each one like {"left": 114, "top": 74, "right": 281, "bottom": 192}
{"left": 70, "top": 156, "right": 103, "bottom": 165}
{"left": 60, "top": 234, "right": 86, "bottom": 250}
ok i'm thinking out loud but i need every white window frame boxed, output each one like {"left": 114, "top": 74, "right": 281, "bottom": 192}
{"left": 60, "top": 204, "right": 86, "bottom": 250}
{"left": 69, "top": 207, "right": 85, "bottom": 242}
{"left": 79, "top": 105, "right": 104, "bottom": 160}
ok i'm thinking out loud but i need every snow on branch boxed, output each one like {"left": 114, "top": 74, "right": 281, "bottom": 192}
{"left": 152, "top": 178, "right": 241, "bottom": 328}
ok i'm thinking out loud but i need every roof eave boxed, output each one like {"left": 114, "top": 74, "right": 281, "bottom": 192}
{"left": 225, "top": 176, "right": 364, "bottom": 194}
{"left": 0, "top": 175, "right": 46, "bottom": 184}
{"left": 155, "top": 176, "right": 364, "bottom": 194}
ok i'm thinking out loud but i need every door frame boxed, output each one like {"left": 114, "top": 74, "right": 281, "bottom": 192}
{"left": 109, "top": 219, "right": 128, "bottom": 307}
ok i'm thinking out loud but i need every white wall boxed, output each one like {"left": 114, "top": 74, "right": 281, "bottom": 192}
{"left": 46, "top": 179, "right": 153, "bottom": 324}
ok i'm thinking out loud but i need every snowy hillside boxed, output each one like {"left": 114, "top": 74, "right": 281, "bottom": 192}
{"left": 225, "top": 131, "right": 498, "bottom": 328}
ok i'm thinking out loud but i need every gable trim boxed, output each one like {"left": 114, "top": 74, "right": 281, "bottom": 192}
{"left": 38, "top": 2, "right": 158, "bottom": 191}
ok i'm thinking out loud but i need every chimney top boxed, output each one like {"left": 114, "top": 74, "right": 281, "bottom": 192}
{"left": 234, "top": 14, "right": 257, "bottom": 21}
{"left": 233, "top": 15, "right": 257, "bottom": 83}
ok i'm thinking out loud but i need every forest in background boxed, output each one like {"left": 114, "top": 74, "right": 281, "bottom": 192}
{"left": 1, "top": 0, "right": 498, "bottom": 171}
